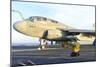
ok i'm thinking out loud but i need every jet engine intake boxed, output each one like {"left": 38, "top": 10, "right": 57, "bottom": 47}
{"left": 44, "top": 29, "right": 62, "bottom": 39}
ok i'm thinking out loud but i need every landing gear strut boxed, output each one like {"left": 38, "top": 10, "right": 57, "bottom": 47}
{"left": 38, "top": 39, "right": 47, "bottom": 50}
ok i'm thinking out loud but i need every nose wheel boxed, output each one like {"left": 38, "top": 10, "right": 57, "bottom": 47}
{"left": 38, "top": 39, "right": 47, "bottom": 50}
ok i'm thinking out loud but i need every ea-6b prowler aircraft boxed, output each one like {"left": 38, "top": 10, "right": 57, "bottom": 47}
{"left": 13, "top": 16, "right": 95, "bottom": 57}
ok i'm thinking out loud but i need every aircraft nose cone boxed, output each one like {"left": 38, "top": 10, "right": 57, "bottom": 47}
{"left": 13, "top": 21, "right": 27, "bottom": 33}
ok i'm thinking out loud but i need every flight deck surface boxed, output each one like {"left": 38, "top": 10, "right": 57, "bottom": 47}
{"left": 11, "top": 45, "right": 96, "bottom": 67}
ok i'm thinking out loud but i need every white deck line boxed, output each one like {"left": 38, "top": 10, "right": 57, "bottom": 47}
{"left": 12, "top": 48, "right": 63, "bottom": 52}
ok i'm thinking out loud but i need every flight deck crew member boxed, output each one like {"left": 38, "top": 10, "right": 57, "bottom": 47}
{"left": 71, "top": 41, "right": 80, "bottom": 57}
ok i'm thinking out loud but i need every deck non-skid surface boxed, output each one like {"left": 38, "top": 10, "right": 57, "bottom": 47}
{"left": 11, "top": 45, "right": 96, "bottom": 67}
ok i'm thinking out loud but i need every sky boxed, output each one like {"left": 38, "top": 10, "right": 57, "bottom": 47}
{"left": 12, "top": 1, "right": 95, "bottom": 45}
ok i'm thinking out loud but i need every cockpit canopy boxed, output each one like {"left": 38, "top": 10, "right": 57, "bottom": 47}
{"left": 28, "top": 16, "right": 58, "bottom": 23}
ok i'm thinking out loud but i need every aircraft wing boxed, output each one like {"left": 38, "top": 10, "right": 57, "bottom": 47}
{"left": 56, "top": 28, "right": 95, "bottom": 41}
{"left": 60, "top": 28, "right": 94, "bottom": 32}
{"left": 66, "top": 29, "right": 94, "bottom": 33}
{"left": 60, "top": 28, "right": 95, "bottom": 36}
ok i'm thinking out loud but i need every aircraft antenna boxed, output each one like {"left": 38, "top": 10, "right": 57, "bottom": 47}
{"left": 12, "top": 10, "right": 25, "bottom": 20}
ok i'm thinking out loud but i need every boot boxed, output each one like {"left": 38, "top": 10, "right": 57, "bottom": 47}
{"left": 71, "top": 52, "right": 80, "bottom": 57}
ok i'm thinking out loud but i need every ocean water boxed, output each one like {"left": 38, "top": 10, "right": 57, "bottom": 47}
{"left": 12, "top": 41, "right": 93, "bottom": 46}
{"left": 11, "top": 41, "right": 94, "bottom": 50}
{"left": 11, "top": 43, "right": 61, "bottom": 49}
